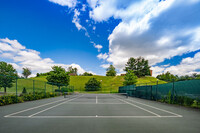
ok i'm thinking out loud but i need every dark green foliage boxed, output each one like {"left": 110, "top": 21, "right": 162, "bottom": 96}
{"left": 157, "top": 72, "right": 200, "bottom": 81}
{"left": 81, "top": 72, "right": 93, "bottom": 76}
{"left": 22, "top": 68, "right": 31, "bottom": 79}
{"left": 85, "top": 78, "right": 101, "bottom": 91}
{"left": 46, "top": 66, "right": 70, "bottom": 87}
{"left": 123, "top": 70, "right": 137, "bottom": 85}
{"left": 36, "top": 72, "right": 50, "bottom": 77}
{"left": 0, "top": 61, "right": 17, "bottom": 93}
{"left": 61, "top": 86, "right": 74, "bottom": 92}
{"left": 22, "top": 87, "right": 27, "bottom": 94}
{"left": 156, "top": 71, "right": 178, "bottom": 82}
{"left": 124, "top": 57, "right": 151, "bottom": 77}
{"left": 106, "top": 65, "right": 116, "bottom": 76}
{"left": 0, "top": 92, "right": 60, "bottom": 106}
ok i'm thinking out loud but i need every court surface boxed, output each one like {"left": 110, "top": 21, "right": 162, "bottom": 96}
{"left": 0, "top": 94, "right": 200, "bottom": 133}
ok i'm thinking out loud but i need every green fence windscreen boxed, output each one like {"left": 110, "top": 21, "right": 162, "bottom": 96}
{"left": 119, "top": 79, "right": 200, "bottom": 101}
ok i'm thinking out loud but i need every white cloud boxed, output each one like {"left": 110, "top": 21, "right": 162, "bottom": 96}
{"left": 0, "top": 38, "right": 94, "bottom": 76}
{"left": 90, "top": 41, "right": 102, "bottom": 52}
{"left": 94, "top": 44, "right": 102, "bottom": 52}
{"left": 81, "top": 4, "right": 86, "bottom": 11}
{"left": 93, "top": 26, "right": 96, "bottom": 30}
{"left": 49, "top": 0, "right": 77, "bottom": 8}
{"left": 72, "top": 9, "right": 84, "bottom": 31}
{"left": 87, "top": 0, "right": 200, "bottom": 74}
{"left": 151, "top": 52, "right": 200, "bottom": 76}
{"left": 97, "top": 53, "right": 108, "bottom": 60}
{"left": 87, "top": 0, "right": 98, "bottom": 9}
{"left": 72, "top": 9, "right": 90, "bottom": 37}
{"left": 100, "top": 64, "right": 110, "bottom": 69}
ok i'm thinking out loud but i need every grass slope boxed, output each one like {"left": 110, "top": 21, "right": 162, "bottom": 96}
{"left": 31, "top": 76, "right": 166, "bottom": 93}
{"left": 0, "top": 76, "right": 166, "bottom": 94}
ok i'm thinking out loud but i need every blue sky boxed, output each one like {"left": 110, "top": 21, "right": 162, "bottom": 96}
{"left": 0, "top": 0, "right": 200, "bottom": 76}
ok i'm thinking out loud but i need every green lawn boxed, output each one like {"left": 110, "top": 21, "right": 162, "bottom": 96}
{"left": 0, "top": 75, "right": 166, "bottom": 94}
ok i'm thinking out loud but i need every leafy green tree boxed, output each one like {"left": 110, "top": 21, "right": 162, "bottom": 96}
{"left": 124, "top": 57, "right": 150, "bottom": 77}
{"left": 81, "top": 72, "right": 93, "bottom": 76}
{"left": 46, "top": 66, "right": 70, "bottom": 88}
{"left": 22, "top": 67, "right": 31, "bottom": 78}
{"left": 156, "top": 72, "right": 178, "bottom": 81}
{"left": 85, "top": 78, "right": 101, "bottom": 91}
{"left": 123, "top": 70, "right": 137, "bottom": 86}
{"left": 106, "top": 65, "right": 116, "bottom": 76}
{"left": 0, "top": 61, "right": 17, "bottom": 93}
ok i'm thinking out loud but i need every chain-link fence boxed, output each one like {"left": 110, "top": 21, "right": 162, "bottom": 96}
{"left": 119, "top": 79, "right": 200, "bottom": 107}
{"left": 0, "top": 75, "right": 74, "bottom": 105}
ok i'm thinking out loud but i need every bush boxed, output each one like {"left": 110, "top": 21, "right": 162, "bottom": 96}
{"left": 85, "top": 78, "right": 101, "bottom": 91}
{"left": 0, "top": 92, "right": 60, "bottom": 106}
{"left": 22, "top": 87, "right": 27, "bottom": 94}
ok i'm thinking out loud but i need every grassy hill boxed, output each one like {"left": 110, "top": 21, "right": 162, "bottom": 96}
{"left": 30, "top": 75, "right": 166, "bottom": 93}
{"left": 0, "top": 75, "right": 166, "bottom": 94}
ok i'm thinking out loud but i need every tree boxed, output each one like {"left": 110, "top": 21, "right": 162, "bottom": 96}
{"left": 124, "top": 57, "right": 151, "bottom": 77}
{"left": 22, "top": 67, "right": 31, "bottom": 78}
{"left": 68, "top": 66, "right": 78, "bottom": 75}
{"left": 156, "top": 72, "right": 178, "bottom": 81}
{"left": 106, "top": 65, "right": 116, "bottom": 76}
{"left": 85, "top": 78, "right": 101, "bottom": 91}
{"left": 0, "top": 61, "right": 17, "bottom": 93}
{"left": 123, "top": 70, "right": 137, "bottom": 86}
{"left": 46, "top": 66, "right": 70, "bottom": 88}
{"left": 81, "top": 72, "right": 93, "bottom": 76}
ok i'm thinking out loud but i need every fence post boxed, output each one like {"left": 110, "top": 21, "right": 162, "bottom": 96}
{"left": 146, "top": 83, "right": 148, "bottom": 99}
{"left": 33, "top": 80, "right": 35, "bottom": 99}
{"left": 150, "top": 85, "right": 152, "bottom": 100}
{"left": 45, "top": 82, "right": 46, "bottom": 97}
{"left": 16, "top": 76, "right": 18, "bottom": 103}
{"left": 172, "top": 79, "right": 175, "bottom": 103}
{"left": 156, "top": 79, "right": 158, "bottom": 101}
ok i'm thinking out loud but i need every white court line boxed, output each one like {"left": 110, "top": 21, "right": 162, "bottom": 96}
{"left": 5, "top": 115, "right": 182, "bottom": 119}
{"left": 28, "top": 95, "right": 84, "bottom": 117}
{"left": 4, "top": 96, "right": 74, "bottom": 117}
{"left": 112, "top": 95, "right": 161, "bottom": 117}
{"left": 96, "top": 96, "right": 98, "bottom": 104}
{"left": 126, "top": 98, "right": 182, "bottom": 117}
{"left": 66, "top": 102, "right": 126, "bottom": 104}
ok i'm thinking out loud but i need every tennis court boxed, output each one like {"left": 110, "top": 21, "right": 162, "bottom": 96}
{"left": 0, "top": 94, "right": 200, "bottom": 133}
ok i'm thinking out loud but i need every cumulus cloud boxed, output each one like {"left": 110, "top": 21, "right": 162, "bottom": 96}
{"left": 97, "top": 53, "right": 108, "bottom": 60}
{"left": 88, "top": 0, "right": 200, "bottom": 74}
{"left": 151, "top": 52, "right": 200, "bottom": 76}
{"left": 100, "top": 64, "right": 110, "bottom": 69}
{"left": 0, "top": 38, "right": 93, "bottom": 76}
{"left": 49, "top": 0, "right": 77, "bottom": 8}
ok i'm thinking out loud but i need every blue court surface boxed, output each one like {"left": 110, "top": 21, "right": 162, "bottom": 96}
{"left": 0, "top": 94, "right": 200, "bottom": 133}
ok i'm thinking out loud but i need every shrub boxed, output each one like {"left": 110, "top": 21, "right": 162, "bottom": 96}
{"left": 0, "top": 92, "right": 60, "bottom": 106}
{"left": 184, "top": 97, "right": 194, "bottom": 106}
{"left": 22, "top": 87, "right": 27, "bottom": 94}
{"left": 85, "top": 78, "right": 101, "bottom": 91}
